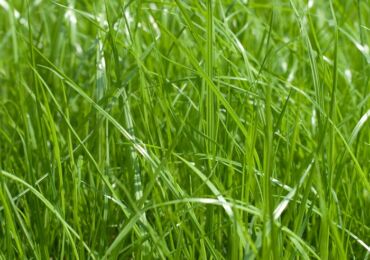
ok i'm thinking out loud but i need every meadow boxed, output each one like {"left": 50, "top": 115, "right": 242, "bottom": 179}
{"left": 0, "top": 0, "right": 370, "bottom": 259}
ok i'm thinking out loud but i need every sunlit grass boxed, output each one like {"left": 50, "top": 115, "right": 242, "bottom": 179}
{"left": 0, "top": 0, "right": 369, "bottom": 259}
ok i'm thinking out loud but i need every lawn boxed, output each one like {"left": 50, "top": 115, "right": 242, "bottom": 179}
{"left": 0, "top": 0, "right": 369, "bottom": 259}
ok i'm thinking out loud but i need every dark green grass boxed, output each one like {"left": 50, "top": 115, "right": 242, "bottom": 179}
{"left": 0, "top": 0, "right": 370, "bottom": 259}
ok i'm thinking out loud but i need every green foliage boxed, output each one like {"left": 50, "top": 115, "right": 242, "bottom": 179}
{"left": 0, "top": 0, "right": 369, "bottom": 259}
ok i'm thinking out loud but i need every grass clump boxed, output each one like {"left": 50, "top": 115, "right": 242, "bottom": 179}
{"left": 0, "top": 0, "right": 369, "bottom": 259}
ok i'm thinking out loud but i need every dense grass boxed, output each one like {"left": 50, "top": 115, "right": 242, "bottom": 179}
{"left": 0, "top": 0, "right": 370, "bottom": 259}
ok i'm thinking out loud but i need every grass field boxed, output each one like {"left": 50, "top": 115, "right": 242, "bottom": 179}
{"left": 1, "top": 0, "right": 370, "bottom": 259}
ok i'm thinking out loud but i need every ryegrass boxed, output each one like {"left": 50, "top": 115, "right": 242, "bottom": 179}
{"left": 0, "top": 0, "right": 370, "bottom": 259}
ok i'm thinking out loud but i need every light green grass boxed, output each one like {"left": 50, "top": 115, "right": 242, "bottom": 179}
{"left": 0, "top": 0, "right": 369, "bottom": 259}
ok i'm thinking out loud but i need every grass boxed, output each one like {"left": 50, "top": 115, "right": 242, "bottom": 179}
{"left": 0, "top": 0, "right": 369, "bottom": 259}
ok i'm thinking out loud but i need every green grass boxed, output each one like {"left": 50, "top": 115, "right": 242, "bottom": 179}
{"left": 0, "top": 0, "right": 370, "bottom": 259}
